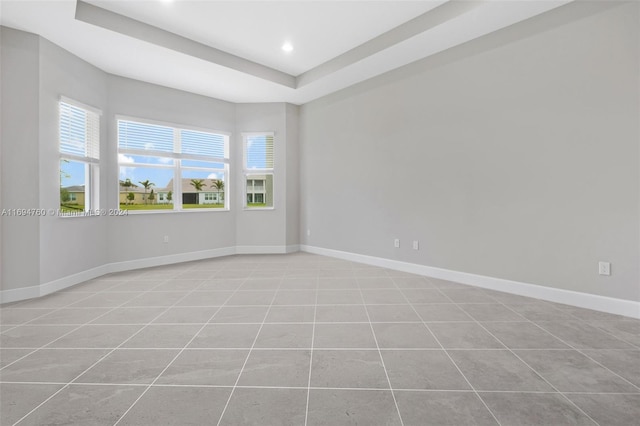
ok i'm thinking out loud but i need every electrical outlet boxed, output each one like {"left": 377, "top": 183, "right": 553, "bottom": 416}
{"left": 598, "top": 261, "right": 610, "bottom": 276}
{"left": 163, "top": 235, "right": 169, "bottom": 243}
{"left": 413, "top": 240, "right": 419, "bottom": 250}
{"left": 394, "top": 239, "right": 400, "bottom": 248}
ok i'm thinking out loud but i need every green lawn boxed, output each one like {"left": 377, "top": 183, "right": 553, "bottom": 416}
{"left": 247, "top": 203, "right": 267, "bottom": 208}
{"left": 119, "top": 204, "right": 225, "bottom": 211}
{"left": 60, "top": 204, "right": 84, "bottom": 213}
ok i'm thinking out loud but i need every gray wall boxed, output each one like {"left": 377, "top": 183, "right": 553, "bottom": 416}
{"left": 299, "top": 1, "right": 640, "bottom": 302}
{"left": 106, "top": 76, "right": 238, "bottom": 264}
{"left": 0, "top": 27, "right": 298, "bottom": 296}
{"left": 1, "top": 28, "right": 41, "bottom": 291}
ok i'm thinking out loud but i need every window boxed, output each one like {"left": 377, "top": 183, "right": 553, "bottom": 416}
{"left": 59, "top": 99, "right": 100, "bottom": 214}
{"left": 243, "top": 132, "right": 274, "bottom": 209}
{"left": 117, "top": 118, "right": 229, "bottom": 212}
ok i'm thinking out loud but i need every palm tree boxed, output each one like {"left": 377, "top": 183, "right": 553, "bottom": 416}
{"left": 190, "top": 179, "right": 206, "bottom": 205}
{"left": 139, "top": 179, "right": 154, "bottom": 204}
{"left": 190, "top": 179, "right": 205, "bottom": 192}
{"left": 212, "top": 179, "right": 224, "bottom": 204}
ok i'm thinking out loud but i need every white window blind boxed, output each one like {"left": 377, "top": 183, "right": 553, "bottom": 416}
{"left": 244, "top": 133, "right": 274, "bottom": 170}
{"left": 180, "top": 129, "right": 227, "bottom": 159}
{"left": 59, "top": 102, "right": 100, "bottom": 162}
{"left": 118, "top": 120, "right": 174, "bottom": 153}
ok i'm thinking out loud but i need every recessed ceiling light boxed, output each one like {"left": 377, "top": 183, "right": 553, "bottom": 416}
{"left": 281, "top": 42, "right": 293, "bottom": 53}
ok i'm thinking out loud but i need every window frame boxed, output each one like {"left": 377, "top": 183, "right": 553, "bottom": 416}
{"left": 116, "top": 115, "right": 230, "bottom": 214}
{"left": 242, "top": 132, "right": 275, "bottom": 211}
{"left": 58, "top": 97, "right": 101, "bottom": 216}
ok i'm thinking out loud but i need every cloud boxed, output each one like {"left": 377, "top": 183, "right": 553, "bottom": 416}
{"left": 158, "top": 157, "right": 173, "bottom": 164}
{"left": 207, "top": 172, "right": 221, "bottom": 180}
{"left": 118, "top": 153, "right": 135, "bottom": 164}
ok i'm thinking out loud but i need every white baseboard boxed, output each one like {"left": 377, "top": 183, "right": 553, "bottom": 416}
{"left": 301, "top": 245, "right": 640, "bottom": 319}
{"left": 235, "top": 245, "right": 297, "bottom": 254}
{"left": 0, "top": 245, "right": 298, "bottom": 304}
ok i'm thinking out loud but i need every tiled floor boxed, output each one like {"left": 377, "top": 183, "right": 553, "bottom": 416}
{"left": 1, "top": 252, "right": 639, "bottom": 425}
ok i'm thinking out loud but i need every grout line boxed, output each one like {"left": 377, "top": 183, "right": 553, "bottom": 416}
{"left": 439, "top": 290, "right": 602, "bottom": 426}
{"left": 355, "top": 278, "right": 405, "bottom": 426}
{"left": 110, "top": 275, "right": 258, "bottom": 425}
{"left": 304, "top": 276, "right": 319, "bottom": 426}
{"left": 214, "top": 274, "right": 287, "bottom": 426}
{"left": 392, "top": 276, "right": 504, "bottom": 426}
{"left": 10, "top": 275, "right": 215, "bottom": 426}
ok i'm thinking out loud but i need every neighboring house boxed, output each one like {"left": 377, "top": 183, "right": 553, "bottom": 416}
{"left": 160, "top": 178, "right": 224, "bottom": 205}
{"left": 61, "top": 185, "right": 86, "bottom": 207}
{"left": 246, "top": 175, "right": 272, "bottom": 205}
{"left": 118, "top": 181, "right": 148, "bottom": 205}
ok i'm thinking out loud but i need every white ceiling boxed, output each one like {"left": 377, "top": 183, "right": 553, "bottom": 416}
{"left": 0, "top": 0, "right": 572, "bottom": 104}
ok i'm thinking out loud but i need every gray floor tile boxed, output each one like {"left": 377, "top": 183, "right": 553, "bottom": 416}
{"left": 29, "top": 308, "right": 112, "bottom": 325}
{"left": 209, "top": 306, "right": 268, "bottom": 323}
{"left": 198, "top": 279, "right": 245, "bottom": 291}
{"left": 240, "top": 278, "right": 282, "bottom": 290}
{"left": 566, "top": 393, "right": 640, "bottom": 426}
{"left": 316, "top": 305, "right": 369, "bottom": 322}
{"left": 392, "top": 276, "right": 436, "bottom": 289}
{"left": 357, "top": 277, "right": 396, "bottom": 289}
{"left": 108, "top": 280, "right": 166, "bottom": 291}
{"left": 507, "top": 303, "right": 580, "bottom": 322}
{"left": 361, "top": 289, "right": 408, "bottom": 304}
{"left": 401, "top": 289, "right": 450, "bottom": 303}
{"left": 413, "top": 304, "right": 473, "bottom": 322}
{"left": 316, "top": 289, "right": 363, "bottom": 305}
{"left": 0, "top": 325, "right": 77, "bottom": 348}
{"left": 75, "top": 349, "right": 179, "bottom": 384}
{"left": 481, "top": 321, "right": 570, "bottom": 349}
{"left": 0, "top": 308, "right": 55, "bottom": 325}
{"left": 307, "top": 389, "right": 402, "bottom": 426}
{"left": 311, "top": 350, "right": 389, "bottom": 388}
{"left": 18, "top": 292, "right": 93, "bottom": 308}
{"left": 0, "top": 383, "right": 63, "bottom": 425}
{"left": 448, "top": 350, "right": 553, "bottom": 391}
{"left": 238, "top": 349, "right": 310, "bottom": 387}
{"left": 373, "top": 323, "right": 440, "bottom": 348}
{"left": 89, "top": 307, "right": 167, "bottom": 324}
{"left": 0, "top": 349, "right": 109, "bottom": 383}
{"left": 219, "top": 388, "right": 307, "bottom": 426}
{"left": 395, "top": 390, "right": 498, "bottom": 425}
{"left": 124, "top": 291, "right": 191, "bottom": 307}
{"left": 382, "top": 350, "right": 470, "bottom": 390}
{"left": 515, "top": 349, "right": 639, "bottom": 392}
{"left": 226, "top": 290, "right": 277, "bottom": 306}
{"left": 153, "top": 306, "right": 219, "bottom": 323}
{"left": 156, "top": 349, "right": 247, "bottom": 385}
{"left": 16, "top": 384, "right": 145, "bottom": 426}
{"left": 70, "top": 292, "right": 143, "bottom": 308}
{"left": 582, "top": 349, "right": 640, "bottom": 387}
{"left": 188, "top": 323, "right": 261, "bottom": 348}
{"left": 119, "top": 386, "right": 231, "bottom": 426}
{"left": 439, "top": 288, "right": 498, "bottom": 303}
{"left": 254, "top": 323, "right": 313, "bottom": 348}
{"left": 317, "top": 277, "right": 359, "bottom": 289}
{"left": 459, "top": 303, "right": 526, "bottom": 321}
{"left": 264, "top": 306, "right": 315, "bottom": 323}
{"left": 279, "top": 278, "right": 318, "bottom": 290}
{"left": 0, "top": 348, "right": 33, "bottom": 367}
{"left": 314, "top": 323, "right": 377, "bottom": 348}
{"left": 535, "top": 321, "right": 635, "bottom": 349}
{"left": 366, "top": 304, "right": 422, "bottom": 322}
{"left": 479, "top": 392, "right": 596, "bottom": 426}
{"left": 121, "top": 324, "right": 201, "bottom": 348}
{"left": 428, "top": 322, "right": 504, "bottom": 349}
{"left": 272, "top": 290, "right": 316, "bottom": 305}
{"left": 46, "top": 324, "right": 144, "bottom": 348}
{"left": 587, "top": 320, "right": 640, "bottom": 347}
{"left": 176, "top": 291, "right": 234, "bottom": 306}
